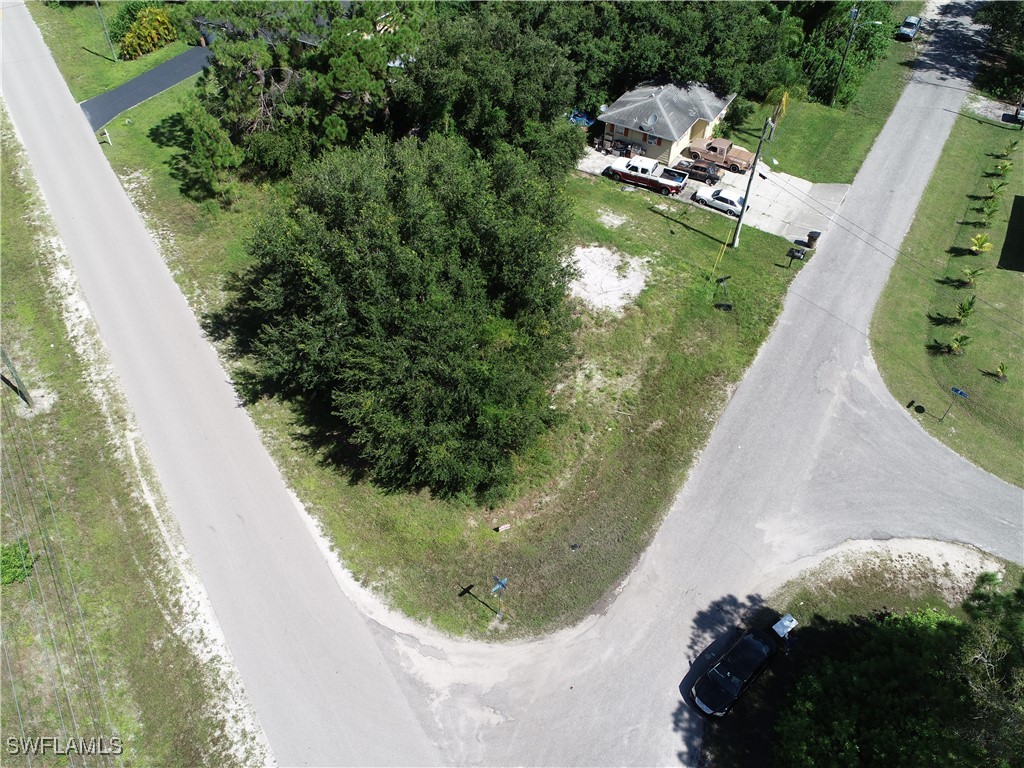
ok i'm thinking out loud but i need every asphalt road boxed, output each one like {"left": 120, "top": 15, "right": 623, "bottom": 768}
{"left": 1, "top": 3, "right": 439, "bottom": 765}
{"left": 3, "top": 0, "right": 1021, "bottom": 766}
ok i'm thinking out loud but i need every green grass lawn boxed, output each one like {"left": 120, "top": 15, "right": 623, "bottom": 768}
{"left": 723, "top": 1, "right": 923, "bottom": 183}
{"left": 99, "top": 79, "right": 803, "bottom": 635}
{"left": 870, "top": 116, "right": 1024, "bottom": 486}
{"left": 0, "top": 108, "right": 253, "bottom": 767}
{"left": 26, "top": 0, "right": 193, "bottom": 102}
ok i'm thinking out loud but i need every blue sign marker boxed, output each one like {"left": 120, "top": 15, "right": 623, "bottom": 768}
{"left": 951, "top": 387, "right": 968, "bottom": 399}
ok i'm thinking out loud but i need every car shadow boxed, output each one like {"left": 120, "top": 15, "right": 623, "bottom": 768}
{"left": 671, "top": 593, "right": 781, "bottom": 765}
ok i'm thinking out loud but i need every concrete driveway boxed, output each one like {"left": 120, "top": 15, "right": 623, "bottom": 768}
{"left": 577, "top": 147, "right": 849, "bottom": 246}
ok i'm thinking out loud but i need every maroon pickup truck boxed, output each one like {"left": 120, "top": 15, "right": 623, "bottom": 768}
{"left": 606, "top": 156, "right": 687, "bottom": 196}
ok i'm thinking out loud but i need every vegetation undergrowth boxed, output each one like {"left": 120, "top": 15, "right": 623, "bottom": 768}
{"left": 870, "top": 114, "right": 1024, "bottom": 486}
{"left": 721, "top": 0, "right": 924, "bottom": 183}
{"left": 1, "top": 107, "right": 250, "bottom": 767}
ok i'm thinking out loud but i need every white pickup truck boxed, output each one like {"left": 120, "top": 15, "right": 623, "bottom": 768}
{"left": 606, "top": 156, "right": 687, "bottom": 196}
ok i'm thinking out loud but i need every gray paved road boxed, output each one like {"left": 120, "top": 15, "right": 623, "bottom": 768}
{"left": 4, "top": 0, "right": 1021, "bottom": 766}
{"left": 1, "top": 3, "right": 439, "bottom": 765}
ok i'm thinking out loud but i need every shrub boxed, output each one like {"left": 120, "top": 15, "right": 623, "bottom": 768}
{"left": 1, "top": 540, "right": 36, "bottom": 585}
{"left": 969, "top": 233, "right": 993, "bottom": 254}
{"left": 243, "top": 127, "right": 312, "bottom": 179}
{"left": 118, "top": 5, "right": 177, "bottom": 61}
{"left": 722, "top": 98, "right": 756, "bottom": 133}
{"left": 108, "top": 0, "right": 155, "bottom": 44}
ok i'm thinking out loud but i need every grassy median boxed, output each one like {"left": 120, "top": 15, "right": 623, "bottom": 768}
{"left": 870, "top": 114, "right": 1024, "bottom": 486}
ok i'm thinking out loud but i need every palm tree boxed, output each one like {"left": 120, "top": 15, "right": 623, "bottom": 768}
{"left": 994, "top": 160, "right": 1014, "bottom": 177}
{"left": 996, "top": 362, "right": 1008, "bottom": 383}
{"left": 961, "top": 267, "right": 985, "bottom": 287}
{"left": 948, "top": 335, "right": 972, "bottom": 355}
{"left": 954, "top": 295, "right": 976, "bottom": 324}
{"left": 1000, "top": 139, "right": 1020, "bottom": 158}
{"left": 987, "top": 179, "right": 1007, "bottom": 198}
{"left": 970, "top": 233, "right": 993, "bottom": 254}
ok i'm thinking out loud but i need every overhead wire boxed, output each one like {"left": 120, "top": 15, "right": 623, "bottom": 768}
{"left": 1, "top": 635, "right": 34, "bottom": 768}
{"left": 757, "top": 152, "right": 1024, "bottom": 339}
{"left": 18, "top": 401, "right": 123, "bottom": 765}
{"left": 2, "top": 392, "right": 121, "bottom": 767}
{"left": 1, "top": 400, "right": 79, "bottom": 766}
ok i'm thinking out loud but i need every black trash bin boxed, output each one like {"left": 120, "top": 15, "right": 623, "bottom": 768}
{"left": 807, "top": 230, "right": 821, "bottom": 248}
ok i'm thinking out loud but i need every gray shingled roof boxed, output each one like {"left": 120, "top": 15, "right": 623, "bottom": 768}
{"left": 600, "top": 82, "right": 735, "bottom": 141}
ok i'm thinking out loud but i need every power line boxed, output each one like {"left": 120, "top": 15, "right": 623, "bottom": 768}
{"left": 1, "top": 412, "right": 78, "bottom": 765}
{"left": 1, "top": 635, "right": 34, "bottom": 768}
{"left": 18, "top": 403, "right": 123, "bottom": 765}
{"left": 2, "top": 393, "right": 121, "bottom": 767}
{"left": 759, "top": 170, "right": 1024, "bottom": 339}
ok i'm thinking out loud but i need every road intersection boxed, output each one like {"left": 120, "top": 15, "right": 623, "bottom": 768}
{"left": 2, "top": 0, "right": 1020, "bottom": 765}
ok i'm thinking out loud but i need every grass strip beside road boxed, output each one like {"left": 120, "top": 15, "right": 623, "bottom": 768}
{"left": 26, "top": 0, "right": 192, "bottom": 103}
{"left": 870, "top": 114, "right": 1024, "bottom": 486}
{"left": 0, "top": 109, "right": 252, "bottom": 767}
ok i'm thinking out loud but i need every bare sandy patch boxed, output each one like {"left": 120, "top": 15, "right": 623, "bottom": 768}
{"left": 764, "top": 538, "right": 1005, "bottom": 609}
{"left": 598, "top": 209, "right": 628, "bottom": 228}
{"left": 570, "top": 245, "right": 649, "bottom": 315}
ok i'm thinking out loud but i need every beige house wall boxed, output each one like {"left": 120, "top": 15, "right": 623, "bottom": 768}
{"left": 601, "top": 112, "right": 728, "bottom": 166}
{"left": 601, "top": 121, "right": 691, "bottom": 166}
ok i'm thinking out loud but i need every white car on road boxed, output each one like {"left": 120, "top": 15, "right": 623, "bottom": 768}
{"left": 693, "top": 186, "right": 746, "bottom": 217}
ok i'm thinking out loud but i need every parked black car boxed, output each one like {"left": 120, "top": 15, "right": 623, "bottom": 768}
{"left": 691, "top": 628, "right": 778, "bottom": 717}
{"left": 673, "top": 159, "right": 722, "bottom": 186}
{"left": 896, "top": 15, "right": 921, "bottom": 40}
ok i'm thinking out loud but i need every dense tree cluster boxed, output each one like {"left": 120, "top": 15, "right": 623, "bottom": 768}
{"left": 221, "top": 133, "right": 576, "bottom": 496}
{"left": 974, "top": 1, "right": 1024, "bottom": 101}
{"left": 191, "top": 0, "right": 896, "bottom": 494}
{"left": 183, "top": 0, "right": 895, "bottom": 188}
{"left": 775, "top": 573, "right": 1024, "bottom": 767}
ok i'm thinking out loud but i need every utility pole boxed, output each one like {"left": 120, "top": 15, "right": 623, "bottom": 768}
{"left": 830, "top": 7, "right": 881, "bottom": 108}
{"left": 94, "top": 0, "right": 118, "bottom": 62}
{"left": 730, "top": 116, "right": 773, "bottom": 249}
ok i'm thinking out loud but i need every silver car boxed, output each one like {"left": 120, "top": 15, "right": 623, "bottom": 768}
{"left": 693, "top": 186, "right": 746, "bottom": 217}
{"left": 896, "top": 15, "right": 921, "bottom": 41}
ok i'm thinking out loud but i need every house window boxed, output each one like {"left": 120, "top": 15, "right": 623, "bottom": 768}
{"left": 647, "top": 135, "right": 659, "bottom": 146}
{"left": 623, "top": 127, "right": 629, "bottom": 137}
{"left": 615, "top": 124, "right": 625, "bottom": 136}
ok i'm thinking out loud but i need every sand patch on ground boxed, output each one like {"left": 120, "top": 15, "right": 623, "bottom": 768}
{"left": 569, "top": 245, "right": 649, "bottom": 315}
{"left": 598, "top": 209, "right": 628, "bottom": 228}
{"left": 764, "top": 538, "right": 1006, "bottom": 609}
